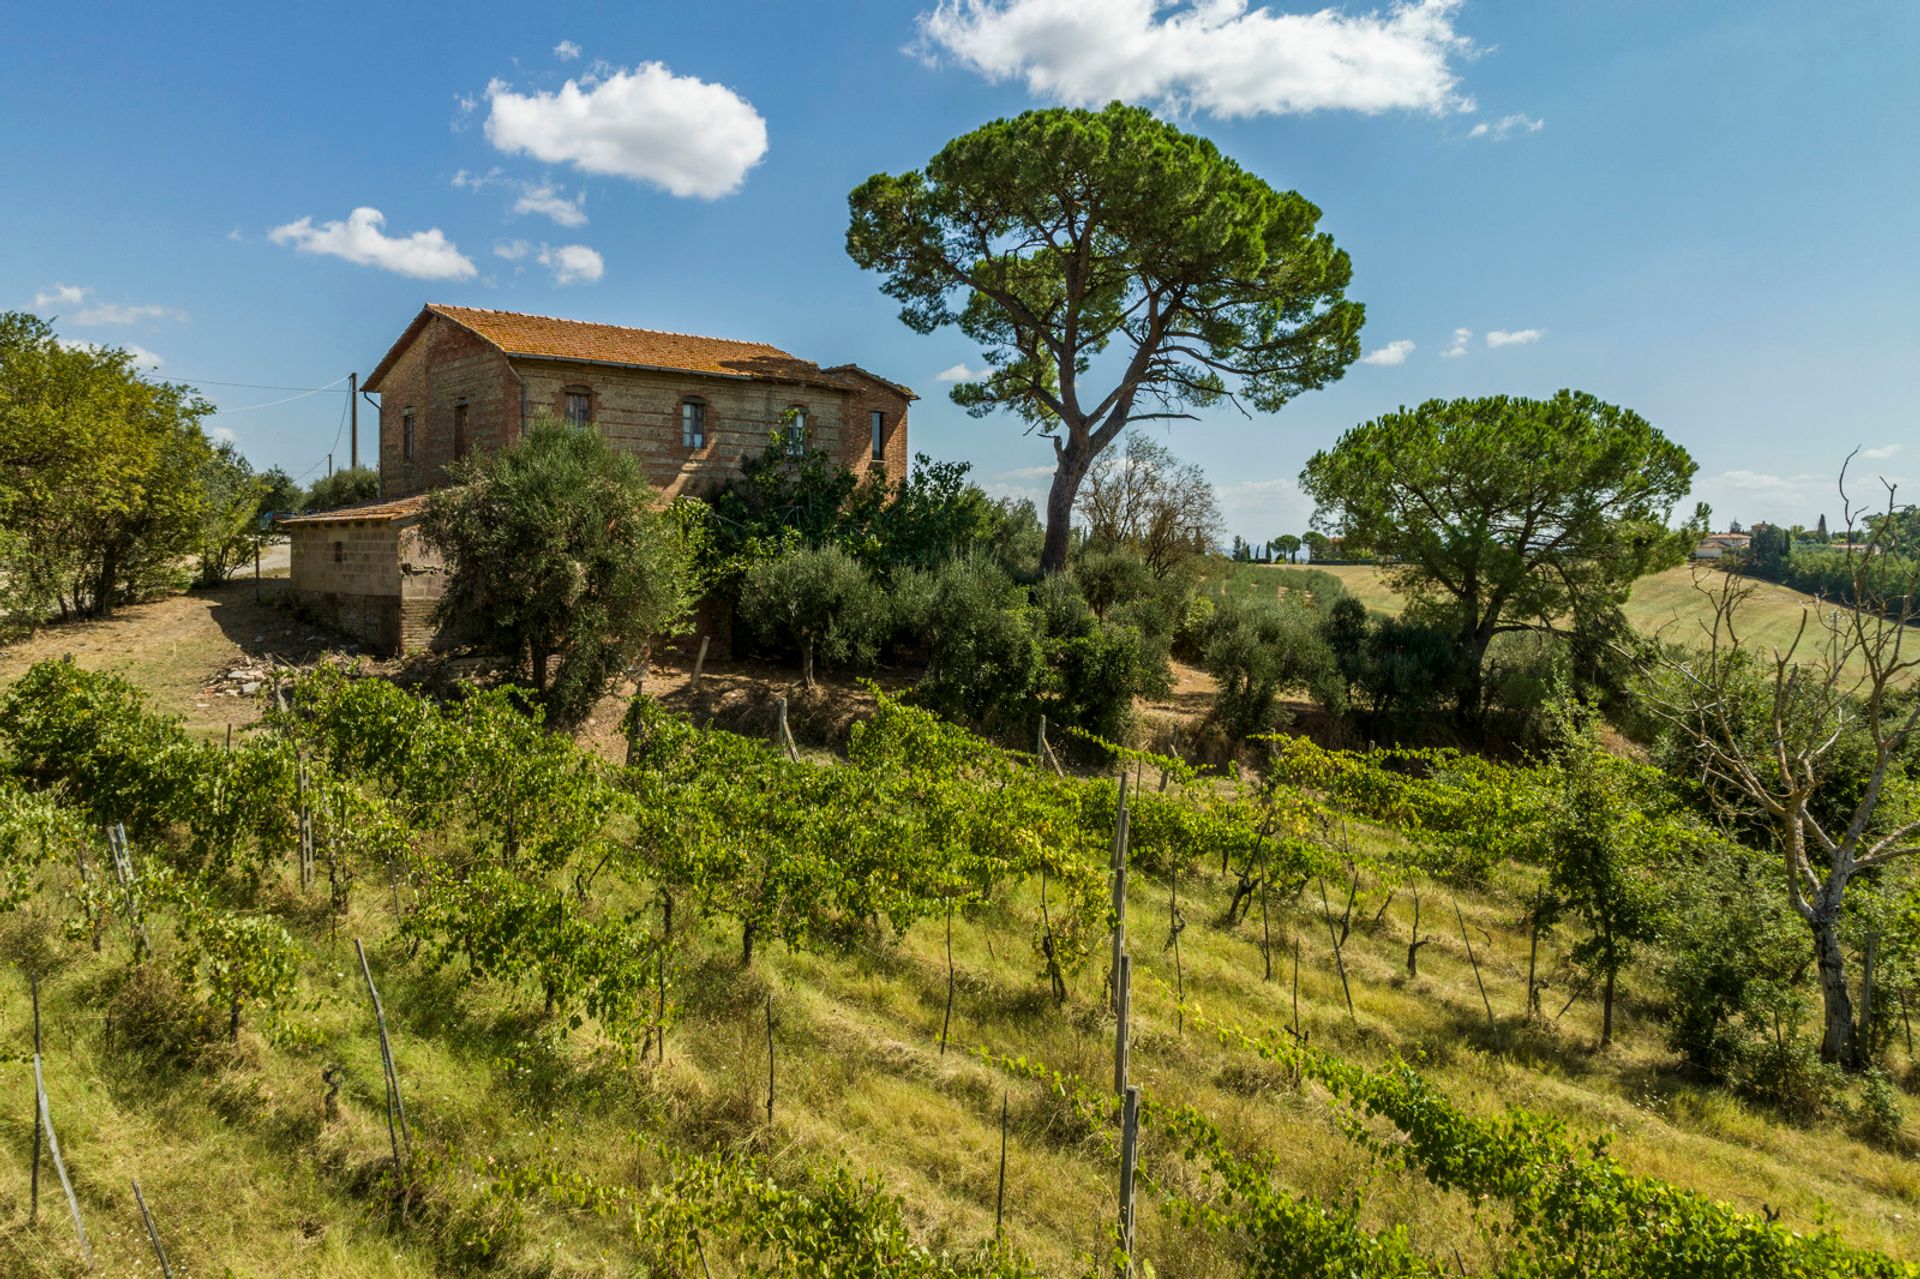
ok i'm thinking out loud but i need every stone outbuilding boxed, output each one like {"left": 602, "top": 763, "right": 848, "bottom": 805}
{"left": 282, "top": 304, "right": 914, "bottom": 655}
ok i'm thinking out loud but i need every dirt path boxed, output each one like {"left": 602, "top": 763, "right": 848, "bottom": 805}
{"left": 0, "top": 574, "right": 336, "bottom": 740}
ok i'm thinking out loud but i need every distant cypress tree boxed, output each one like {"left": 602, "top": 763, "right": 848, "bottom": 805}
{"left": 1816, "top": 512, "right": 1828, "bottom": 541}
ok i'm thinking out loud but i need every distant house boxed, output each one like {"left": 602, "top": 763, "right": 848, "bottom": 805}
{"left": 1692, "top": 532, "right": 1751, "bottom": 560}
{"left": 282, "top": 304, "right": 915, "bottom": 655}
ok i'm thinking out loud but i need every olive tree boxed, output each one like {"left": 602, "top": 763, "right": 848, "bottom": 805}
{"left": 422, "top": 420, "right": 694, "bottom": 724}
{"left": 1301, "top": 391, "right": 1695, "bottom": 716}
{"left": 738, "top": 543, "right": 887, "bottom": 689}
{"left": 847, "top": 103, "right": 1363, "bottom": 574}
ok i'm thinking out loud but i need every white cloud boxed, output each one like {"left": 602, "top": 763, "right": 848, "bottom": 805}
{"left": 935, "top": 361, "right": 984, "bottom": 381}
{"left": 1861, "top": 443, "right": 1903, "bottom": 461}
{"left": 31, "top": 284, "right": 186, "bottom": 325}
{"left": 1485, "top": 327, "right": 1543, "bottom": 347}
{"left": 58, "top": 337, "right": 164, "bottom": 370}
{"left": 555, "top": 39, "right": 582, "bottom": 61}
{"left": 915, "top": 0, "right": 1474, "bottom": 119}
{"left": 537, "top": 243, "right": 605, "bottom": 285}
{"left": 77, "top": 302, "right": 187, "bottom": 325}
{"left": 1468, "top": 112, "right": 1544, "bottom": 141}
{"left": 209, "top": 426, "right": 237, "bottom": 444}
{"left": 484, "top": 63, "right": 769, "bottom": 198}
{"left": 1442, "top": 327, "right": 1471, "bottom": 358}
{"left": 269, "top": 207, "right": 478, "bottom": 280}
{"left": 513, "top": 181, "right": 588, "bottom": 227}
{"left": 493, "top": 238, "right": 533, "bottom": 261}
{"left": 452, "top": 166, "right": 505, "bottom": 190}
{"left": 33, "top": 283, "right": 87, "bottom": 310}
{"left": 1359, "top": 338, "right": 1415, "bottom": 366}
{"left": 226, "top": 226, "right": 245, "bottom": 242}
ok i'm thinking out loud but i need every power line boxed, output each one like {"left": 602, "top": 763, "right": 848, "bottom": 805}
{"left": 207, "top": 375, "right": 352, "bottom": 416}
{"left": 171, "top": 375, "right": 354, "bottom": 392}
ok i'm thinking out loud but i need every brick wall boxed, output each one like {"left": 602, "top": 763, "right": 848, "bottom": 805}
{"left": 378, "top": 317, "right": 520, "bottom": 498}
{"left": 510, "top": 358, "right": 912, "bottom": 499}
{"left": 837, "top": 376, "right": 914, "bottom": 486}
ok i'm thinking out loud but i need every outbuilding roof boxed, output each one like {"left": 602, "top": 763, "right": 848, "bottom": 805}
{"left": 363, "top": 304, "right": 915, "bottom": 400}
{"left": 275, "top": 494, "right": 429, "bottom": 526}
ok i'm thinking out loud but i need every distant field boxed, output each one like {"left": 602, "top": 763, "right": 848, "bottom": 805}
{"left": 1224, "top": 561, "right": 1855, "bottom": 657}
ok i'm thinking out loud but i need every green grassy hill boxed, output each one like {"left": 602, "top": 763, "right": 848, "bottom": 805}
{"left": 1230, "top": 561, "right": 1858, "bottom": 657}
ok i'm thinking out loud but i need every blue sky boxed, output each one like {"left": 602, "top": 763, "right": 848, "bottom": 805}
{"left": 4, "top": 1, "right": 1915, "bottom": 538}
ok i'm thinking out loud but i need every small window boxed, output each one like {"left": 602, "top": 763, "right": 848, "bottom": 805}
{"left": 870, "top": 410, "right": 885, "bottom": 461}
{"left": 564, "top": 389, "right": 592, "bottom": 428}
{"left": 681, "top": 399, "right": 706, "bottom": 449}
{"left": 402, "top": 407, "right": 415, "bottom": 461}
{"left": 785, "top": 408, "right": 808, "bottom": 457}
{"left": 333, "top": 540, "right": 344, "bottom": 564}
{"left": 453, "top": 400, "right": 470, "bottom": 458}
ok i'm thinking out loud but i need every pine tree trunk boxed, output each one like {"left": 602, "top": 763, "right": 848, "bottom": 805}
{"left": 802, "top": 641, "right": 815, "bottom": 690}
{"left": 1040, "top": 445, "right": 1090, "bottom": 575}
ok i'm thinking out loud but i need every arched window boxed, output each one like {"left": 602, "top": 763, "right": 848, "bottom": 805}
{"left": 785, "top": 406, "right": 808, "bottom": 457}
{"left": 681, "top": 398, "right": 707, "bottom": 449}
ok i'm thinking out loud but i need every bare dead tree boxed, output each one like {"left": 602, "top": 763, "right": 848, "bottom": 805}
{"left": 1635, "top": 462, "right": 1919, "bottom": 1068}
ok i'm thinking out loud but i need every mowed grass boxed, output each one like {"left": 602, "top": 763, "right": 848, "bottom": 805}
{"left": 5, "top": 794, "right": 1917, "bottom": 1277}
{"left": 1227, "top": 561, "right": 1865, "bottom": 657}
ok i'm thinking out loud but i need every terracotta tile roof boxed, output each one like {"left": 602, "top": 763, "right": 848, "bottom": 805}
{"left": 276, "top": 494, "right": 429, "bottom": 526}
{"left": 363, "top": 305, "right": 915, "bottom": 397}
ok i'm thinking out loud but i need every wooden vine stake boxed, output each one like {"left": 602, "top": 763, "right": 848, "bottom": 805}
{"left": 33, "top": 1044, "right": 90, "bottom": 1260}
{"left": 133, "top": 1179, "right": 175, "bottom": 1278}
{"left": 1109, "top": 770, "right": 1130, "bottom": 1014}
{"left": 107, "top": 822, "right": 152, "bottom": 960}
{"left": 29, "top": 974, "right": 41, "bottom": 1224}
{"left": 1113, "top": 953, "right": 1132, "bottom": 1096}
{"left": 940, "top": 899, "right": 956, "bottom": 1055}
{"left": 1290, "top": 937, "right": 1303, "bottom": 1039}
{"left": 1453, "top": 897, "right": 1495, "bottom": 1030}
{"left": 1524, "top": 914, "right": 1542, "bottom": 1020}
{"left": 764, "top": 994, "right": 776, "bottom": 1126}
{"left": 776, "top": 696, "right": 799, "bottom": 762}
{"left": 1317, "top": 875, "right": 1355, "bottom": 1021}
{"left": 1168, "top": 867, "right": 1185, "bottom": 1038}
{"left": 296, "top": 752, "right": 314, "bottom": 892}
{"left": 692, "top": 634, "right": 710, "bottom": 684}
{"left": 995, "top": 1092, "right": 1009, "bottom": 1243}
{"left": 354, "top": 938, "right": 410, "bottom": 1169}
{"left": 1035, "top": 714, "right": 1065, "bottom": 777}
{"left": 1116, "top": 1083, "right": 1141, "bottom": 1277}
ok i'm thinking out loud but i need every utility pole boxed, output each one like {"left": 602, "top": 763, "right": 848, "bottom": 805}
{"left": 349, "top": 371, "right": 358, "bottom": 470}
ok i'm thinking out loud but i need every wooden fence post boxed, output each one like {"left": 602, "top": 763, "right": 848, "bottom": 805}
{"left": 133, "top": 1179, "right": 175, "bottom": 1278}
{"left": 1117, "top": 1084, "right": 1140, "bottom": 1276}
{"left": 354, "top": 938, "right": 410, "bottom": 1168}
{"left": 692, "top": 634, "right": 710, "bottom": 685}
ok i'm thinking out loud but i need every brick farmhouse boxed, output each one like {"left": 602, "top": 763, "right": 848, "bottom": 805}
{"left": 281, "top": 304, "right": 914, "bottom": 654}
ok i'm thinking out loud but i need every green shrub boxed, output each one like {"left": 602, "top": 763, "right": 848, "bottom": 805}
{"left": 915, "top": 555, "right": 1044, "bottom": 728}
{"left": 1072, "top": 543, "right": 1154, "bottom": 619}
